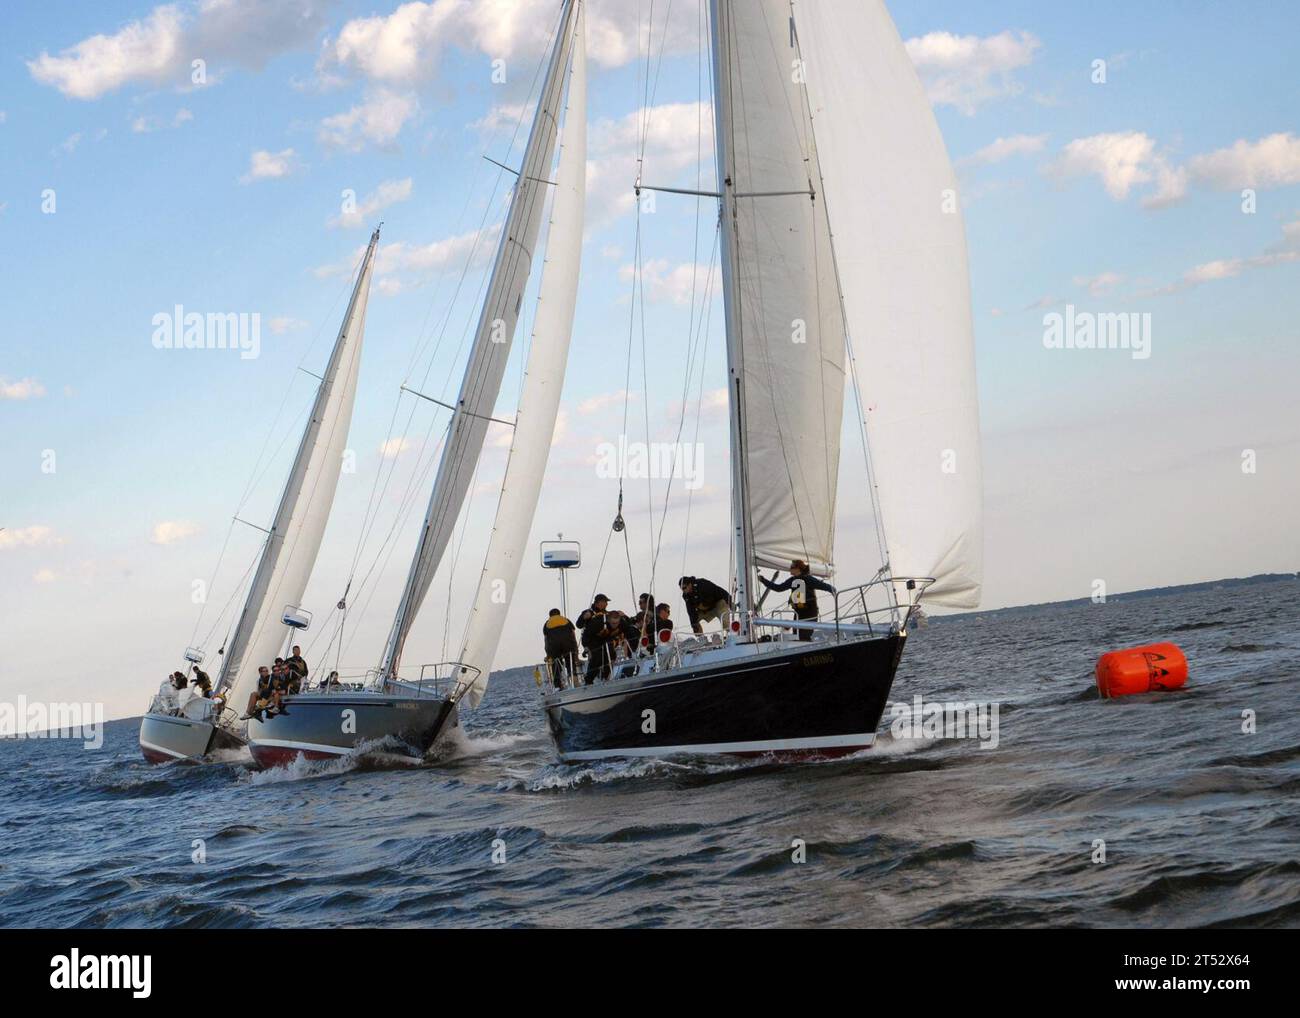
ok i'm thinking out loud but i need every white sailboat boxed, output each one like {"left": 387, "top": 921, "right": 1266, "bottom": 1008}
{"left": 245, "top": 0, "right": 587, "bottom": 767}
{"left": 140, "top": 227, "right": 381, "bottom": 763}
{"left": 538, "top": 0, "right": 983, "bottom": 760}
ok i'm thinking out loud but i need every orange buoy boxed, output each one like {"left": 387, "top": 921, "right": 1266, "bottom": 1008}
{"left": 1095, "top": 642, "right": 1188, "bottom": 698}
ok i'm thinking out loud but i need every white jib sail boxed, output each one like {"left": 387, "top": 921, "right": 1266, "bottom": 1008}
{"left": 457, "top": 8, "right": 586, "bottom": 708}
{"left": 219, "top": 229, "right": 378, "bottom": 712}
{"left": 713, "top": 0, "right": 847, "bottom": 577}
{"left": 797, "top": 0, "right": 984, "bottom": 608}
{"left": 379, "top": 0, "right": 582, "bottom": 678}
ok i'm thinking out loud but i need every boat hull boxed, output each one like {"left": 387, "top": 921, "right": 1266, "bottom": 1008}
{"left": 139, "top": 711, "right": 245, "bottom": 763}
{"left": 542, "top": 633, "right": 904, "bottom": 761}
{"left": 246, "top": 692, "right": 458, "bottom": 769}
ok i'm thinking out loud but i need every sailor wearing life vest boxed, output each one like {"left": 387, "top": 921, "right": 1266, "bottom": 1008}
{"left": 760, "top": 559, "right": 835, "bottom": 642}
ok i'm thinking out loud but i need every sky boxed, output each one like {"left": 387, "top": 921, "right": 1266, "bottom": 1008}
{"left": 1, "top": 0, "right": 1298, "bottom": 724}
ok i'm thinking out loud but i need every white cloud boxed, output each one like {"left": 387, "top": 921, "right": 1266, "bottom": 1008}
{"left": 132, "top": 107, "right": 193, "bottom": 132}
{"left": 0, "top": 377, "right": 47, "bottom": 400}
{"left": 958, "top": 133, "right": 1047, "bottom": 167}
{"left": 315, "top": 225, "right": 501, "bottom": 296}
{"left": 239, "top": 147, "right": 296, "bottom": 184}
{"left": 27, "top": 0, "right": 332, "bottom": 100}
{"left": 330, "top": 177, "right": 413, "bottom": 229}
{"left": 150, "top": 520, "right": 200, "bottom": 545}
{"left": 1050, "top": 131, "right": 1187, "bottom": 207}
{"left": 588, "top": 100, "right": 713, "bottom": 228}
{"left": 1186, "top": 133, "right": 1300, "bottom": 190}
{"left": 577, "top": 389, "right": 637, "bottom": 416}
{"left": 268, "top": 316, "right": 307, "bottom": 335}
{"left": 33, "top": 568, "right": 59, "bottom": 584}
{"left": 59, "top": 132, "right": 83, "bottom": 154}
{"left": 319, "top": 88, "right": 417, "bottom": 151}
{"left": 905, "top": 30, "right": 1041, "bottom": 114}
{"left": 1052, "top": 131, "right": 1300, "bottom": 209}
{"left": 319, "top": 0, "right": 697, "bottom": 85}
{"left": 1140, "top": 219, "right": 1300, "bottom": 297}
{"left": 378, "top": 436, "right": 413, "bottom": 459}
{"left": 622, "top": 258, "right": 716, "bottom": 306}
{"left": 0, "top": 525, "right": 59, "bottom": 550}
{"left": 1072, "top": 271, "right": 1123, "bottom": 297}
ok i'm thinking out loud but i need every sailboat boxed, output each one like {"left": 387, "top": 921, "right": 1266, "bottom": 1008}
{"left": 538, "top": 0, "right": 983, "bottom": 760}
{"left": 138, "top": 228, "right": 380, "bottom": 763}
{"left": 245, "top": 0, "right": 587, "bottom": 767}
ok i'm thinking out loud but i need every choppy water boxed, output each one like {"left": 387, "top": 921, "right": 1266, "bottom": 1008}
{"left": 3, "top": 578, "right": 1297, "bottom": 928}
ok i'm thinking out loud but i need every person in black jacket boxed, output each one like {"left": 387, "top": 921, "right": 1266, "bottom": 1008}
{"left": 542, "top": 608, "right": 580, "bottom": 687}
{"left": 760, "top": 559, "right": 835, "bottom": 641}
{"left": 581, "top": 594, "right": 613, "bottom": 684}
{"left": 679, "top": 575, "right": 732, "bottom": 635}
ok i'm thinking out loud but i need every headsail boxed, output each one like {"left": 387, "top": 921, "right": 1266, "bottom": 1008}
{"left": 218, "top": 228, "right": 379, "bottom": 711}
{"left": 797, "top": 0, "right": 984, "bottom": 608}
{"left": 458, "top": 6, "right": 586, "bottom": 708}
{"left": 379, "top": 0, "right": 583, "bottom": 679}
{"left": 710, "top": 0, "right": 847, "bottom": 583}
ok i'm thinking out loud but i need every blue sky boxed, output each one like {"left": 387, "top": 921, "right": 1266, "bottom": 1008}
{"left": 2, "top": 0, "right": 1298, "bottom": 722}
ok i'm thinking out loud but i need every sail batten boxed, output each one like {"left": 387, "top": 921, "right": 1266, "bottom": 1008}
{"left": 218, "top": 229, "right": 378, "bottom": 711}
{"left": 458, "top": 6, "right": 586, "bottom": 707}
{"left": 379, "top": 0, "right": 582, "bottom": 679}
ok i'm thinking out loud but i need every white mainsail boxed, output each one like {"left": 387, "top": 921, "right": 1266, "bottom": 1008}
{"left": 218, "top": 228, "right": 379, "bottom": 711}
{"left": 710, "top": 0, "right": 847, "bottom": 581}
{"left": 379, "top": 0, "right": 583, "bottom": 679}
{"left": 797, "top": 0, "right": 984, "bottom": 608}
{"left": 458, "top": 7, "right": 586, "bottom": 708}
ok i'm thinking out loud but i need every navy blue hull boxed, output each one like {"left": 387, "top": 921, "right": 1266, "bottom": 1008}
{"left": 542, "top": 633, "right": 904, "bottom": 760}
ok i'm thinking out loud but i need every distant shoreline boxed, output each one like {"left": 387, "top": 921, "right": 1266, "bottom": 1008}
{"left": 931, "top": 571, "right": 1299, "bottom": 622}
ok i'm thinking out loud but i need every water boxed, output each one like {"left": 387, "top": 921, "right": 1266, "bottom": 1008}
{"left": 3, "top": 578, "right": 1297, "bottom": 928}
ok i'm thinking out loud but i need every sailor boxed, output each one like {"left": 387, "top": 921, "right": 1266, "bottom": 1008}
{"left": 760, "top": 559, "right": 835, "bottom": 641}
{"left": 581, "top": 595, "right": 613, "bottom": 684}
{"left": 285, "top": 645, "right": 308, "bottom": 682}
{"left": 190, "top": 665, "right": 212, "bottom": 698}
{"left": 244, "top": 666, "right": 276, "bottom": 719}
{"left": 633, "top": 592, "right": 656, "bottom": 643}
{"left": 679, "top": 576, "right": 732, "bottom": 635}
{"left": 654, "top": 602, "right": 674, "bottom": 642}
{"left": 608, "top": 611, "right": 641, "bottom": 661}
{"left": 321, "top": 670, "right": 341, "bottom": 690}
{"left": 172, "top": 670, "right": 188, "bottom": 690}
{"left": 542, "top": 608, "right": 579, "bottom": 688}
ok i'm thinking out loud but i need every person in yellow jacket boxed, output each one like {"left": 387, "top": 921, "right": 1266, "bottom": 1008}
{"left": 542, "top": 608, "right": 580, "bottom": 688}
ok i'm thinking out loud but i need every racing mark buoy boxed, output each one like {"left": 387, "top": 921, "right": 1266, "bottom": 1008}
{"left": 1095, "top": 642, "right": 1188, "bottom": 698}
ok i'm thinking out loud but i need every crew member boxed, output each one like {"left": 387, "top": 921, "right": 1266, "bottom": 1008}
{"left": 760, "top": 559, "right": 835, "bottom": 641}
{"left": 679, "top": 576, "right": 732, "bottom": 635}
{"left": 542, "top": 608, "right": 580, "bottom": 688}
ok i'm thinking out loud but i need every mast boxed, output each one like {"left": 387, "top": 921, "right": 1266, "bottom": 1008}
{"left": 217, "top": 227, "right": 380, "bottom": 707}
{"left": 708, "top": 0, "right": 754, "bottom": 638}
{"left": 379, "top": 0, "right": 581, "bottom": 680}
